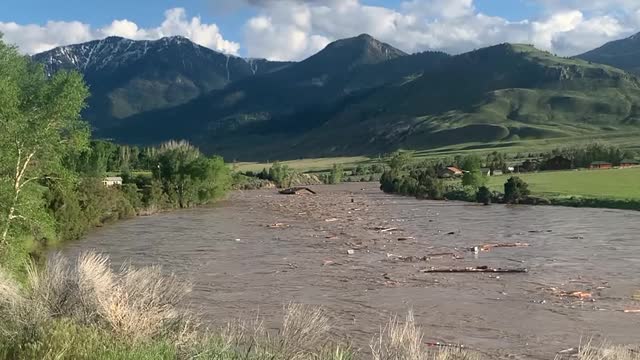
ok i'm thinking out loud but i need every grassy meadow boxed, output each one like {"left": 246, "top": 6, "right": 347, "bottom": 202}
{"left": 488, "top": 167, "right": 640, "bottom": 200}
{"left": 231, "top": 131, "right": 640, "bottom": 173}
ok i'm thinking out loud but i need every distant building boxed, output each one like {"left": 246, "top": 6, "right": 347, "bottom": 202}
{"left": 543, "top": 155, "right": 572, "bottom": 171}
{"left": 515, "top": 159, "right": 540, "bottom": 173}
{"left": 589, "top": 161, "right": 612, "bottom": 170}
{"left": 492, "top": 170, "right": 503, "bottom": 176}
{"left": 102, "top": 177, "right": 123, "bottom": 187}
{"left": 480, "top": 168, "right": 491, "bottom": 176}
{"left": 620, "top": 159, "right": 640, "bottom": 168}
{"left": 439, "top": 166, "right": 464, "bottom": 178}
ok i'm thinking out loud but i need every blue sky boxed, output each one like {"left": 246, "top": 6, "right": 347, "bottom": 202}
{"left": 0, "top": 0, "right": 637, "bottom": 60}
{"left": 0, "top": 0, "right": 541, "bottom": 43}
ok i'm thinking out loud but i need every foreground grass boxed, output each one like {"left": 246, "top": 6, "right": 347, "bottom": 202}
{"left": 488, "top": 167, "right": 640, "bottom": 200}
{"left": 1, "top": 253, "right": 637, "bottom": 359}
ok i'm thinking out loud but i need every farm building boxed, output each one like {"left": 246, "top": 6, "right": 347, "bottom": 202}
{"left": 492, "top": 170, "right": 503, "bottom": 176}
{"left": 543, "top": 155, "right": 572, "bottom": 171}
{"left": 102, "top": 177, "right": 123, "bottom": 187}
{"left": 620, "top": 159, "right": 640, "bottom": 168}
{"left": 439, "top": 166, "right": 464, "bottom": 178}
{"left": 589, "top": 161, "right": 612, "bottom": 169}
{"left": 480, "top": 168, "right": 491, "bottom": 176}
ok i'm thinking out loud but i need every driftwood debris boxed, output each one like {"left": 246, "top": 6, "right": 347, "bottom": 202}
{"left": 549, "top": 287, "right": 593, "bottom": 300}
{"left": 425, "top": 342, "right": 466, "bottom": 349}
{"left": 421, "top": 266, "right": 528, "bottom": 273}
{"left": 475, "top": 243, "right": 530, "bottom": 252}
{"left": 279, "top": 187, "right": 317, "bottom": 195}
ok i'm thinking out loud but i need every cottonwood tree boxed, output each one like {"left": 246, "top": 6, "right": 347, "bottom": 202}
{"left": 0, "top": 37, "right": 89, "bottom": 248}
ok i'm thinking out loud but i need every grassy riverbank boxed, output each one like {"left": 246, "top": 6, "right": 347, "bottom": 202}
{"left": 487, "top": 167, "right": 640, "bottom": 200}
{"left": 486, "top": 167, "right": 640, "bottom": 211}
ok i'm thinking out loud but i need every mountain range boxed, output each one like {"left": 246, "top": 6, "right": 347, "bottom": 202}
{"left": 33, "top": 32, "right": 640, "bottom": 160}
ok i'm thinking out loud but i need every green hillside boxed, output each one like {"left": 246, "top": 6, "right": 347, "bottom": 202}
{"left": 103, "top": 40, "right": 640, "bottom": 161}
{"left": 577, "top": 32, "right": 640, "bottom": 75}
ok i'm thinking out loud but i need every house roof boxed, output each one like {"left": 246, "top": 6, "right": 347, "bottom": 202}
{"left": 445, "top": 166, "right": 463, "bottom": 173}
{"left": 104, "top": 177, "right": 123, "bottom": 181}
{"left": 621, "top": 159, "right": 640, "bottom": 164}
{"left": 590, "top": 161, "right": 612, "bottom": 165}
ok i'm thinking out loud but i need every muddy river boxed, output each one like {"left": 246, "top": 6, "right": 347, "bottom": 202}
{"left": 59, "top": 183, "right": 640, "bottom": 359}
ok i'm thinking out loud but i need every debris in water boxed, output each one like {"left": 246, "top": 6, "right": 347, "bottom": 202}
{"left": 397, "top": 237, "right": 415, "bottom": 241}
{"left": 325, "top": 218, "right": 339, "bottom": 222}
{"left": 475, "top": 243, "right": 530, "bottom": 252}
{"left": 267, "top": 223, "right": 289, "bottom": 228}
{"left": 347, "top": 249, "right": 355, "bottom": 255}
{"left": 279, "top": 187, "right": 317, "bottom": 195}
{"left": 421, "top": 266, "right": 528, "bottom": 273}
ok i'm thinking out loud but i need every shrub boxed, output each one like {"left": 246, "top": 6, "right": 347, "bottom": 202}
{"left": 504, "top": 177, "right": 530, "bottom": 204}
{"left": 476, "top": 186, "right": 492, "bottom": 205}
{"left": 462, "top": 171, "right": 488, "bottom": 188}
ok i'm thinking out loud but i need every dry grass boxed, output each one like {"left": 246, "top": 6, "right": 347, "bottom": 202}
{"left": 555, "top": 340, "right": 640, "bottom": 360}
{"left": 371, "top": 312, "right": 480, "bottom": 360}
{"left": 10, "top": 252, "right": 196, "bottom": 344}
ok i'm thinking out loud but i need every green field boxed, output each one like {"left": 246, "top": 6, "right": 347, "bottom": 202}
{"left": 488, "top": 167, "right": 640, "bottom": 200}
{"left": 231, "top": 131, "right": 640, "bottom": 173}
{"left": 233, "top": 156, "right": 371, "bottom": 173}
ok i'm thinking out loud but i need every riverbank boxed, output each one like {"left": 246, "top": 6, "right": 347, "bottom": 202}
{"left": 58, "top": 184, "right": 640, "bottom": 359}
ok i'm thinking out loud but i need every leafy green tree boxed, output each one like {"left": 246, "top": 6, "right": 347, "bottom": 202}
{"left": 121, "top": 184, "right": 142, "bottom": 210}
{"left": 387, "top": 151, "right": 413, "bottom": 172}
{"left": 0, "top": 37, "right": 89, "bottom": 251}
{"left": 153, "top": 141, "right": 230, "bottom": 208}
{"left": 460, "top": 154, "right": 483, "bottom": 171}
{"left": 269, "top": 162, "right": 292, "bottom": 188}
{"left": 476, "top": 186, "right": 492, "bottom": 205}
{"left": 462, "top": 170, "right": 488, "bottom": 188}
{"left": 504, "top": 177, "right": 530, "bottom": 204}
{"left": 328, "top": 164, "right": 344, "bottom": 184}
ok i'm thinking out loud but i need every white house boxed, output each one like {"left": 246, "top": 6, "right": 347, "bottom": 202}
{"left": 102, "top": 177, "right": 123, "bottom": 187}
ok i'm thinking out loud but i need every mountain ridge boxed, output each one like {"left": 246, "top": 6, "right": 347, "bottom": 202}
{"left": 34, "top": 34, "right": 640, "bottom": 160}
{"left": 576, "top": 32, "right": 640, "bottom": 75}
{"left": 33, "top": 35, "right": 293, "bottom": 127}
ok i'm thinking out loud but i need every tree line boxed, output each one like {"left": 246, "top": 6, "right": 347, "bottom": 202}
{"left": 0, "top": 37, "right": 231, "bottom": 276}
{"left": 379, "top": 151, "right": 531, "bottom": 205}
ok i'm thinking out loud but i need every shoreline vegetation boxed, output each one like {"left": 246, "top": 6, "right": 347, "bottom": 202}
{"left": 369, "top": 145, "right": 640, "bottom": 211}
{"left": 0, "top": 39, "right": 232, "bottom": 278}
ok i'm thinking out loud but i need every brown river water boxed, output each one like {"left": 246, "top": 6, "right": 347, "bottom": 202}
{"left": 59, "top": 183, "right": 640, "bottom": 359}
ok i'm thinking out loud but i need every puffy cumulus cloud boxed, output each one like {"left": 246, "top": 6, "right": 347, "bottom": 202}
{"left": 0, "top": 21, "right": 94, "bottom": 54}
{"left": 0, "top": 8, "right": 239, "bottom": 55}
{"left": 241, "top": 0, "right": 638, "bottom": 61}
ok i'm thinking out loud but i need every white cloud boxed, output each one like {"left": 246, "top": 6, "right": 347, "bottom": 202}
{"left": 241, "top": 0, "right": 639, "bottom": 60}
{"left": 0, "top": 8, "right": 239, "bottom": 55}
{"left": 2, "top": 1, "right": 639, "bottom": 60}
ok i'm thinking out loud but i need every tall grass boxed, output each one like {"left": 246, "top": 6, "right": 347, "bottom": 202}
{"left": 371, "top": 312, "right": 479, "bottom": 360}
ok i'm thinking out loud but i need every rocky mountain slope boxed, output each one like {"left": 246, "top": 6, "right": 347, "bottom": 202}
{"left": 33, "top": 36, "right": 291, "bottom": 128}
{"left": 577, "top": 32, "right": 640, "bottom": 75}
{"left": 35, "top": 34, "right": 640, "bottom": 160}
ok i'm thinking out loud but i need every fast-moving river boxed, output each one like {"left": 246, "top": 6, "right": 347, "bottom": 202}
{"left": 59, "top": 183, "right": 640, "bottom": 359}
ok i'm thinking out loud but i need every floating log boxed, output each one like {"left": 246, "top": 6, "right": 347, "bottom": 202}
{"left": 279, "top": 187, "right": 317, "bottom": 195}
{"left": 475, "top": 243, "right": 530, "bottom": 252}
{"left": 421, "top": 266, "right": 528, "bottom": 273}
